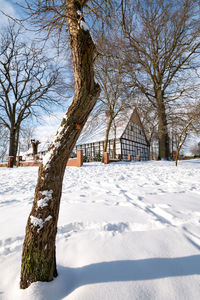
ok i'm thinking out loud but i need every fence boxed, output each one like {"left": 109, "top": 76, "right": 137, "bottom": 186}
{"left": 0, "top": 150, "right": 83, "bottom": 168}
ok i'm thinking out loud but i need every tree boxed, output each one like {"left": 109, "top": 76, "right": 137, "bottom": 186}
{"left": 170, "top": 102, "right": 200, "bottom": 166}
{"left": 191, "top": 142, "right": 200, "bottom": 157}
{"left": 20, "top": 0, "right": 102, "bottom": 289}
{"left": 94, "top": 35, "right": 131, "bottom": 160}
{"left": 121, "top": 0, "right": 200, "bottom": 159}
{"left": 0, "top": 22, "right": 65, "bottom": 165}
{"left": 19, "top": 125, "right": 35, "bottom": 152}
{"left": 135, "top": 95, "right": 159, "bottom": 159}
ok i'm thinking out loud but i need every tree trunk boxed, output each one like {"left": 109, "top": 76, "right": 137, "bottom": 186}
{"left": 15, "top": 128, "right": 20, "bottom": 159}
{"left": 156, "top": 91, "right": 170, "bottom": 160}
{"left": 101, "top": 116, "right": 113, "bottom": 162}
{"left": 31, "top": 140, "right": 40, "bottom": 156}
{"left": 9, "top": 127, "right": 17, "bottom": 166}
{"left": 112, "top": 123, "right": 117, "bottom": 158}
{"left": 20, "top": 0, "right": 100, "bottom": 289}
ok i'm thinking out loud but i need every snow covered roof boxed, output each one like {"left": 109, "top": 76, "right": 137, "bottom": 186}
{"left": 20, "top": 107, "right": 147, "bottom": 156}
{"left": 19, "top": 140, "right": 50, "bottom": 157}
{"left": 76, "top": 109, "right": 133, "bottom": 145}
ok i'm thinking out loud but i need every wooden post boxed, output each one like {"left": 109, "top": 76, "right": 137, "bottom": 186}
{"left": 128, "top": 155, "right": 132, "bottom": 161}
{"left": 104, "top": 152, "right": 109, "bottom": 164}
{"left": 77, "top": 150, "right": 83, "bottom": 167}
{"left": 16, "top": 156, "right": 22, "bottom": 167}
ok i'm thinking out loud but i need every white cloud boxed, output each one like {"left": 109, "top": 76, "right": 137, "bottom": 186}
{"left": 0, "top": 0, "right": 17, "bottom": 26}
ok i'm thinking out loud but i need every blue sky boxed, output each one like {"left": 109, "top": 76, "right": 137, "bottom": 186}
{"left": 0, "top": 0, "right": 199, "bottom": 155}
{"left": 0, "top": 0, "right": 72, "bottom": 143}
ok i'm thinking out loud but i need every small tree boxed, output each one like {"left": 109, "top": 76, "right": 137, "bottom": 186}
{"left": 172, "top": 103, "right": 200, "bottom": 166}
{"left": 191, "top": 142, "right": 200, "bottom": 157}
{"left": 95, "top": 35, "right": 131, "bottom": 160}
{"left": 0, "top": 22, "right": 65, "bottom": 165}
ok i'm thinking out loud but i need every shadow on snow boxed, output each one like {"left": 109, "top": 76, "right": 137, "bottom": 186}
{"left": 39, "top": 255, "right": 200, "bottom": 299}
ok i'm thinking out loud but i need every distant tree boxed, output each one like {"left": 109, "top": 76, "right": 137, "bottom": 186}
{"left": 191, "top": 142, "right": 200, "bottom": 157}
{"left": 0, "top": 22, "right": 65, "bottom": 165}
{"left": 95, "top": 35, "right": 131, "bottom": 160}
{"left": 171, "top": 102, "right": 200, "bottom": 166}
{"left": 135, "top": 95, "right": 159, "bottom": 159}
{"left": 19, "top": 125, "right": 35, "bottom": 152}
{"left": 121, "top": 0, "right": 200, "bottom": 160}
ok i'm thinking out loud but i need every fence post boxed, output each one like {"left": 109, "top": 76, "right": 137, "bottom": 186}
{"left": 104, "top": 152, "right": 109, "bottom": 164}
{"left": 16, "top": 156, "right": 22, "bottom": 167}
{"left": 77, "top": 150, "right": 83, "bottom": 167}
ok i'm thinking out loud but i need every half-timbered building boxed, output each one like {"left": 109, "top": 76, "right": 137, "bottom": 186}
{"left": 76, "top": 108, "right": 150, "bottom": 161}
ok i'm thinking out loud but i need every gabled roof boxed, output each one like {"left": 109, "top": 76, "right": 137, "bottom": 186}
{"left": 21, "top": 107, "right": 149, "bottom": 157}
{"left": 20, "top": 140, "right": 51, "bottom": 157}
{"left": 76, "top": 107, "right": 149, "bottom": 145}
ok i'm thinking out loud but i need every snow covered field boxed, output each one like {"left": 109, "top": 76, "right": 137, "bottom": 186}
{"left": 0, "top": 160, "right": 200, "bottom": 300}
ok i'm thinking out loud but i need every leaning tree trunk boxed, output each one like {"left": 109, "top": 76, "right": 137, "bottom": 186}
{"left": 157, "top": 93, "right": 170, "bottom": 160}
{"left": 20, "top": 0, "right": 100, "bottom": 289}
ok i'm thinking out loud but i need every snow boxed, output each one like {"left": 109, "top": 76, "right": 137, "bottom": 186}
{"left": 77, "top": 112, "right": 130, "bottom": 146}
{"left": 37, "top": 190, "right": 53, "bottom": 208}
{"left": 30, "top": 215, "right": 52, "bottom": 231}
{"left": 43, "top": 148, "right": 54, "bottom": 168}
{"left": 0, "top": 159, "right": 200, "bottom": 300}
{"left": 80, "top": 20, "right": 89, "bottom": 31}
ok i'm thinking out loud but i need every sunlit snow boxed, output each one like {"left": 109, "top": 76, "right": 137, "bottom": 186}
{"left": 0, "top": 159, "right": 200, "bottom": 300}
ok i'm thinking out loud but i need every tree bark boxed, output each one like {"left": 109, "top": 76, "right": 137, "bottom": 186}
{"left": 20, "top": 0, "right": 100, "bottom": 289}
{"left": 156, "top": 91, "right": 170, "bottom": 160}
{"left": 8, "top": 127, "right": 17, "bottom": 166}
{"left": 31, "top": 140, "right": 40, "bottom": 156}
{"left": 101, "top": 116, "right": 113, "bottom": 162}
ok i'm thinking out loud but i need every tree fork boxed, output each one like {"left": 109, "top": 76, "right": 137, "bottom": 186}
{"left": 20, "top": 0, "right": 100, "bottom": 289}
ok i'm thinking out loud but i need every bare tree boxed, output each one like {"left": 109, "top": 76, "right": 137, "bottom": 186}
{"left": 135, "top": 95, "right": 159, "bottom": 159}
{"left": 191, "top": 142, "right": 200, "bottom": 157}
{"left": 0, "top": 22, "right": 65, "bottom": 165}
{"left": 170, "top": 102, "right": 200, "bottom": 166}
{"left": 94, "top": 35, "right": 131, "bottom": 160}
{"left": 19, "top": 125, "right": 35, "bottom": 152}
{"left": 121, "top": 0, "right": 200, "bottom": 159}
{"left": 19, "top": 0, "right": 105, "bottom": 289}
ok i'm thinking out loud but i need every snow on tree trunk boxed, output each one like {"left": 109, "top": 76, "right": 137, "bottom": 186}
{"left": 20, "top": 0, "right": 100, "bottom": 289}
